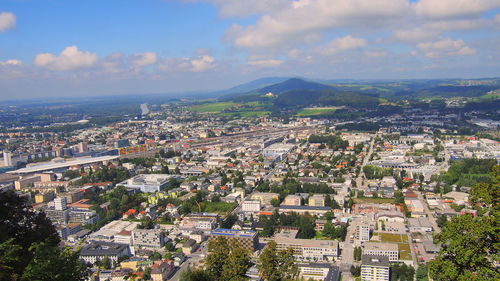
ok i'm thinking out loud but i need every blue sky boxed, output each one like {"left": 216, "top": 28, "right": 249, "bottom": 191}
{"left": 0, "top": 0, "right": 499, "bottom": 99}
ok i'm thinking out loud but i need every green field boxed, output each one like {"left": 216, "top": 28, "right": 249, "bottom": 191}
{"left": 398, "top": 243, "right": 412, "bottom": 260}
{"left": 220, "top": 110, "right": 271, "bottom": 117}
{"left": 379, "top": 233, "right": 408, "bottom": 243}
{"left": 190, "top": 102, "right": 240, "bottom": 113}
{"left": 296, "top": 107, "right": 341, "bottom": 116}
{"left": 353, "top": 197, "right": 396, "bottom": 204}
{"left": 203, "top": 201, "right": 238, "bottom": 214}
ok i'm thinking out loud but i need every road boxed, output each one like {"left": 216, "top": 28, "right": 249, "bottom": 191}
{"left": 169, "top": 242, "right": 208, "bottom": 281}
{"left": 418, "top": 192, "right": 441, "bottom": 233}
{"left": 355, "top": 134, "right": 376, "bottom": 190}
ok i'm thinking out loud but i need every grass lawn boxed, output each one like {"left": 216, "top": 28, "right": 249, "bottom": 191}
{"left": 203, "top": 201, "right": 238, "bottom": 214}
{"left": 314, "top": 231, "right": 335, "bottom": 240}
{"left": 190, "top": 102, "right": 240, "bottom": 113}
{"left": 220, "top": 110, "right": 271, "bottom": 117}
{"left": 296, "top": 107, "right": 341, "bottom": 116}
{"left": 398, "top": 243, "right": 412, "bottom": 260}
{"left": 379, "top": 233, "right": 407, "bottom": 243}
{"left": 353, "top": 197, "right": 396, "bottom": 204}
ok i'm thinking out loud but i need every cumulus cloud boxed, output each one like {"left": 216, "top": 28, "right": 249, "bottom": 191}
{"left": 0, "top": 12, "right": 16, "bottom": 32}
{"left": 130, "top": 52, "right": 158, "bottom": 68}
{"left": 322, "top": 35, "right": 367, "bottom": 55}
{"left": 34, "top": 46, "right": 99, "bottom": 71}
{"left": 248, "top": 58, "right": 283, "bottom": 67}
{"left": 0, "top": 59, "right": 22, "bottom": 66}
{"left": 190, "top": 55, "right": 215, "bottom": 72}
{"left": 187, "top": 0, "right": 289, "bottom": 18}
{"left": 413, "top": 0, "right": 500, "bottom": 19}
{"left": 417, "top": 38, "right": 476, "bottom": 58}
{"left": 227, "top": 0, "right": 410, "bottom": 49}
{"left": 159, "top": 54, "right": 216, "bottom": 72}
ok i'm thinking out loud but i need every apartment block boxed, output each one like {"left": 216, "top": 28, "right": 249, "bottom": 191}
{"left": 275, "top": 237, "right": 339, "bottom": 262}
{"left": 209, "top": 228, "right": 258, "bottom": 252}
{"left": 132, "top": 229, "right": 165, "bottom": 248}
{"left": 361, "top": 255, "right": 390, "bottom": 281}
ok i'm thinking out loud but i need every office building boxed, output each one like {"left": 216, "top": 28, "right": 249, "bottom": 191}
{"left": 54, "top": 196, "right": 67, "bottom": 211}
{"left": 308, "top": 194, "right": 326, "bottom": 207}
{"left": 3, "top": 150, "right": 12, "bottom": 167}
{"left": 132, "top": 229, "right": 166, "bottom": 249}
{"left": 298, "top": 264, "right": 341, "bottom": 281}
{"left": 242, "top": 200, "right": 261, "bottom": 212}
{"left": 79, "top": 241, "right": 130, "bottom": 265}
{"left": 363, "top": 242, "right": 399, "bottom": 261}
{"left": 275, "top": 237, "right": 339, "bottom": 262}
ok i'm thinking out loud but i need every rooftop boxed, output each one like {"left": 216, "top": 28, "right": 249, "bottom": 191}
{"left": 362, "top": 255, "right": 390, "bottom": 267}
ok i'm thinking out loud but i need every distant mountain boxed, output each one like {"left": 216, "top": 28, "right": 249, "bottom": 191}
{"left": 255, "top": 78, "right": 335, "bottom": 94}
{"left": 211, "top": 77, "right": 291, "bottom": 96}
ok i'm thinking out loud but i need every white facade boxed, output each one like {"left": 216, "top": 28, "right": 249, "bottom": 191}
{"left": 54, "top": 196, "right": 67, "bottom": 211}
{"left": 242, "top": 200, "right": 261, "bottom": 212}
{"left": 356, "top": 223, "right": 371, "bottom": 242}
{"left": 132, "top": 229, "right": 165, "bottom": 248}
{"left": 363, "top": 242, "right": 399, "bottom": 261}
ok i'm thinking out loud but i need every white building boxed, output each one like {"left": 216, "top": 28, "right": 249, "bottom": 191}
{"left": 3, "top": 151, "right": 12, "bottom": 167}
{"left": 356, "top": 221, "right": 371, "bottom": 242}
{"left": 132, "top": 229, "right": 166, "bottom": 248}
{"left": 275, "top": 237, "right": 339, "bottom": 262}
{"left": 242, "top": 200, "right": 261, "bottom": 212}
{"left": 363, "top": 242, "right": 399, "bottom": 262}
{"left": 79, "top": 241, "right": 130, "bottom": 265}
{"left": 54, "top": 196, "right": 67, "bottom": 211}
{"left": 118, "top": 174, "right": 179, "bottom": 193}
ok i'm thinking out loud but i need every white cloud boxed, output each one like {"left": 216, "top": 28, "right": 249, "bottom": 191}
{"left": 394, "top": 27, "right": 440, "bottom": 43}
{"left": 130, "top": 52, "right": 158, "bottom": 68}
{"left": 0, "top": 59, "right": 22, "bottom": 66}
{"left": 228, "top": 0, "right": 411, "bottom": 49}
{"left": 322, "top": 35, "right": 367, "bottom": 55}
{"left": 0, "top": 12, "right": 16, "bottom": 32}
{"left": 34, "top": 46, "right": 99, "bottom": 71}
{"left": 413, "top": 0, "right": 500, "bottom": 19}
{"left": 197, "top": 0, "right": 289, "bottom": 18}
{"left": 417, "top": 38, "right": 476, "bottom": 58}
{"left": 248, "top": 58, "right": 283, "bottom": 67}
{"left": 366, "top": 50, "right": 389, "bottom": 57}
{"left": 190, "top": 55, "right": 215, "bottom": 72}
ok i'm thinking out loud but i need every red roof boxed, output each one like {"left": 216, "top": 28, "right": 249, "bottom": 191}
{"left": 124, "top": 209, "right": 137, "bottom": 215}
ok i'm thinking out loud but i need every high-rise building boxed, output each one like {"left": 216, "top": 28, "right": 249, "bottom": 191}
{"left": 361, "top": 255, "right": 390, "bottom": 281}
{"left": 78, "top": 142, "right": 89, "bottom": 153}
{"left": 3, "top": 150, "right": 12, "bottom": 167}
{"left": 356, "top": 221, "right": 371, "bottom": 242}
{"left": 54, "top": 196, "right": 67, "bottom": 211}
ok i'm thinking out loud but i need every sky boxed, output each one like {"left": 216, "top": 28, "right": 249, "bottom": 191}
{"left": 0, "top": 0, "right": 499, "bottom": 99}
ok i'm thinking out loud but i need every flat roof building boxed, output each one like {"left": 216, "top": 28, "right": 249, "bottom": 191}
{"left": 363, "top": 242, "right": 399, "bottom": 262}
{"left": 361, "top": 255, "right": 390, "bottom": 281}
{"left": 209, "top": 228, "right": 259, "bottom": 252}
{"left": 275, "top": 237, "right": 339, "bottom": 262}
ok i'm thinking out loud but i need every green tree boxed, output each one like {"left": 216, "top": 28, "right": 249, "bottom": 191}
{"left": 429, "top": 214, "right": 498, "bottom": 280}
{"left": 21, "top": 241, "right": 88, "bottom": 281}
{"left": 258, "top": 241, "right": 298, "bottom": 281}
{"left": 221, "top": 244, "right": 251, "bottom": 280}
{"left": 205, "top": 237, "right": 230, "bottom": 279}
{"left": 350, "top": 265, "right": 361, "bottom": 277}
{"left": 101, "top": 255, "right": 112, "bottom": 269}
{"left": 180, "top": 267, "right": 211, "bottom": 281}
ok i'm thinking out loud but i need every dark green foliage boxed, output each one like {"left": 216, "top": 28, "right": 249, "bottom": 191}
{"left": 323, "top": 222, "right": 348, "bottom": 241}
{"left": 308, "top": 134, "right": 349, "bottom": 150}
{"left": 0, "top": 191, "right": 87, "bottom": 280}
{"left": 203, "top": 236, "right": 252, "bottom": 281}
{"left": 391, "top": 264, "right": 415, "bottom": 281}
{"left": 363, "top": 165, "right": 394, "bottom": 179}
{"left": 441, "top": 158, "right": 496, "bottom": 187}
{"left": 258, "top": 240, "right": 298, "bottom": 281}
{"left": 429, "top": 167, "right": 500, "bottom": 281}
{"left": 260, "top": 211, "right": 317, "bottom": 239}
{"left": 220, "top": 214, "right": 238, "bottom": 229}
{"left": 350, "top": 265, "right": 361, "bottom": 277}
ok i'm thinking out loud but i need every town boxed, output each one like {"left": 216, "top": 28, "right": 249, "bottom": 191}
{"left": 1, "top": 101, "right": 498, "bottom": 281}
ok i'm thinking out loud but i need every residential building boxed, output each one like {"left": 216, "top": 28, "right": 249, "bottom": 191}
{"left": 283, "top": 194, "right": 302, "bottom": 206}
{"left": 356, "top": 221, "right": 371, "bottom": 242}
{"left": 308, "top": 194, "right": 325, "bottom": 207}
{"left": 408, "top": 217, "right": 433, "bottom": 232}
{"left": 279, "top": 205, "right": 331, "bottom": 216}
{"left": 361, "top": 255, "right": 390, "bottom": 281}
